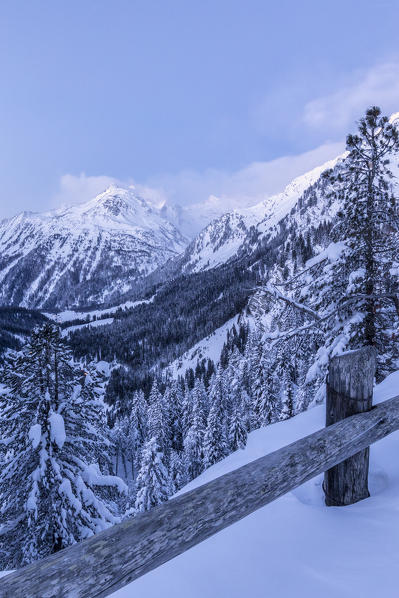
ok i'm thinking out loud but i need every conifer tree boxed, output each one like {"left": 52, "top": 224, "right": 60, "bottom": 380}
{"left": 131, "top": 390, "right": 147, "bottom": 446}
{"left": 181, "top": 381, "right": 193, "bottom": 439}
{"left": 323, "top": 106, "right": 399, "bottom": 366}
{"left": 164, "top": 381, "right": 184, "bottom": 453}
{"left": 112, "top": 399, "right": 146, "bottom": 482}
{"left": 147, "top": 381, "right": 169, "bottom": 457}
{"left": 0, "top": 323, "right": 126, "bottom": 568}
{"left": 183, "top": 386, "right": 205, "bottom": 480}
{"left": 203, "top": 370, "right": 229, "bottom": 468}
{"left": 252, "top": 358, "right": 279, "bottom": 428}
{"left": 111, "top": 416, "right": 130, "bottom": 478}
{"left": 228, "top": 402, "right": 247, "bottom": 451}
{"left": 128, "top": 389, "right": 148, "bottom": 478}
{"left": 191, "top": 378, "right": 209, "bottom": 428}
{"left": 239, "top": 388, "right": 252, "bottom": 432}
{"left": 280, "top": 369, "right": 295, "bottom": 420}
{"left": 134, "top": 437, "right": 172, "bottom": 512}
{"left": 170, "top": 450, "right": 187, "bottom": 492}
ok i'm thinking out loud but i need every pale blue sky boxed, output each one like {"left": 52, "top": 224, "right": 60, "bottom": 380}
{"left": 1, "top": 0, "right": 399, "bottom": 217}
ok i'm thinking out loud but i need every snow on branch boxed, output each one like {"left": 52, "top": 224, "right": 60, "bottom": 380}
{"left": 82, "top": 463, "right": 128, "bottom": 494}
{"left": 258, "top": 284, "right": 321, "bottom": 320}
{"left": 260, "top": 289, "right": 399, "bottom": 345}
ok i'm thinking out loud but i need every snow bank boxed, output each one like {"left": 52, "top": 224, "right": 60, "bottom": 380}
{"left": 112, "top": 370, "right": 399, "bottom": 598}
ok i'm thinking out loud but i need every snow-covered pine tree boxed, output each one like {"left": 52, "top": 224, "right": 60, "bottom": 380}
{"left": 134, "top": 437, "right": 172, "bottom": 512}
{"left": 147, "top": 380, "right": 170, "bottom": 457}
{"left": 131, "top": 390, "right": 147, "bottom": 446}
{"left": 111, "top": 403, "right": 145, "bottom": 483}
{"left": 256, "top": 363, "right": 280, "bottom": 426}
{"left": 163, "top": 381, "right": 184, "bottom": 453}
{"left": 228, "top": 402, "right": 247, "bottom": 451}
{"left": 111, "top": 416, "right": 130, "bottom": 478}
{"left": 191, "top": 378, "right": 209, "bottom": 428}
{"left": 170, "top": 449, "right": 187, "bottom": 493}
{"left": 246, "top": 330, "right": 262, "bottom": 412}
{"left": 181, "top": 380, "right": 193, "bottom": 439}
{"left": 247, "top": 330, "right": 279, "bottom": 428}
{"left": 279, "top": 368, "right": 295, "bottom": 421}
{"left": 203, "top": 368, "right": 229, "bottom": 468}
{"left": 223, "top": 346, "right": 245, "bottom": 403}
{"left": 0, "top": 323, "right": 127, "bottom": 568}
{"left": 183, "top": 385, "right": 205, "bottom": 480}
{"left": 227, "top": 345, "right": 253, "bottom": 430}
{"left": 326, "top": 107, "right": 399, "bottom": 377}
{"left": 126, "top": 389, "right": 148, "bottom": 479}
{"left": 239, "top": 388, "right": 252, "bottom": 432}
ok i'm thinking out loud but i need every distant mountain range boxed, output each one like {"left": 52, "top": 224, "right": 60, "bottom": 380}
{"left": 0, "top": 185, "right": 188, "bottom": 309}
{"left": 2, "top": 115, "right": 398, "bottom": 314}
{"left": 0, "top": 160, "right": 338, "bottom": 310}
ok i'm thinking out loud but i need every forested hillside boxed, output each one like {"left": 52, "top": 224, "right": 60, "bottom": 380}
{"left": 0, "top": 307, "right": 48, "bottom": 354}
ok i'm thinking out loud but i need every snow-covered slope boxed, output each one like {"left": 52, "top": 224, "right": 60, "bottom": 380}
{"left": 175, "top": 155, "right": 343, "bottom": 273}
{"left": 111, "top": 371, "right": 399, "bottom": 598}
{"left": 0, "top": 185, "right": 188, "bottom": 309}
{"left": 166, "top": 314, "right": 240, "bottom": 377}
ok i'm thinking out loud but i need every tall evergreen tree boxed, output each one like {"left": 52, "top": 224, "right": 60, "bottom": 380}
{"left": 170, "top": 450, "right": 187, "bottom": 493}
{"left": 280, "top": 369, "right": 295, "bottom": 421}
{"left": 164, "top": 381, "right": 184, "bottom": 453}
{"left": 181, "top": 381, "right": 193, "bottom": 439}
{"left": 228, "top": 402, "right": 247, "bottom": 451}
{"left": 323, "top": 106, "right": 399, "bottom": 367}
{"left": 147, "top": 381, "right": 169, "bottom": 457}
{"left": 128, "top": 389, "right": 148, "bottom": 478}
{"left": 183, "top": 385, "right": 205, "bottom": 480}
{"left": 0, "top": 323, "right": 126, "bottom": 568}
{"left": 111, "top": 416, "right": 130, "bottom": 479}
{"left": 191, "top": 378, "right": 209, "bottom": 428}
{"left": 252, "top": 356, "right": 279, "bottom": 428}
{"left": 134, "top": 437, "right": 172, "bottom": 512}
{"left": 203, "top": 369, "right": 229, "bottom": 468}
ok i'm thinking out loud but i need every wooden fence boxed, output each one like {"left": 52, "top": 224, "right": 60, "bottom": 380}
{"left": 0, "top": 347, "right": 398, "bottom": 598}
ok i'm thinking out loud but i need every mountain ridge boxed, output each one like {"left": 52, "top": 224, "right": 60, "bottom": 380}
{"left": 0, "top": 186, "right": 188, "bottom": 309}
{"left": 167, "top": 154, "right": 343, "bottom": 276}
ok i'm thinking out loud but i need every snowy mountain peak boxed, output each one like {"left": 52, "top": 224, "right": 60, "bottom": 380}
{"left": 0, "top": 187, "right": 188, "bottom": 309}
{"left": 46, "top": 185, "right": 167, "bottom": 234}
{"left": 91, "top": 184, "right": 150, "bottom": 214}
{"left": 93, "top": 186, "right": 140, "bottom": 216}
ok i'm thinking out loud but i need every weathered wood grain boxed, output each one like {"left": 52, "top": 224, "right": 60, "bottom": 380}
{"left": 1, "top": 395, "right": 399, "bottom": 598}
{"left": 324, "top": 346, "right": 376, "bottom": 506}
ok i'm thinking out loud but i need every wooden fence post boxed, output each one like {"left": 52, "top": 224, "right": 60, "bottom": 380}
{"left": 324, "top": 346, "right": 376, "bottom": 506}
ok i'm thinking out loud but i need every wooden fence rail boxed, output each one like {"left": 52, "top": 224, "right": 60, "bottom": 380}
{"left": 1, "top": 393, "right": 399, "bottom": 597}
